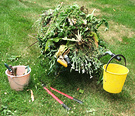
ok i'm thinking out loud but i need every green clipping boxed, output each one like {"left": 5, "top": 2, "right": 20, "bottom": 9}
{"left": 79, "top": 89, "right": 84, "bottom": 94}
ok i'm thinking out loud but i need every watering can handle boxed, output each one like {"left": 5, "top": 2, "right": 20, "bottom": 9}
{"left": 105, "top": 54, "right": 126, "bottom": 71}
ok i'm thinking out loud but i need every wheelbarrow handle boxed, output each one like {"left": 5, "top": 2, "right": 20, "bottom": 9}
{"left": 105, "top": 51, "right": 121, "bottom": 61}
{"left": 110, "top": 53, "right": 121, "bottom": 61}
{"left": 98, "top": 51, "right": 121, "bottom": 61}
{"left": 105, "top": 54, "right": 126, "bottom": 71}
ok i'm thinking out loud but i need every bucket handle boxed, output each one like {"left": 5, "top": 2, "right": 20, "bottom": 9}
{"left": 11, "top": 77, "right": 27, "bottom": 86}
{"left": 105, "top": 54, "right": 126, "bottom": 72}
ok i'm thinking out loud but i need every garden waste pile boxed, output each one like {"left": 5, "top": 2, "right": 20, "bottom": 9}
{"left": 36, "top": 4, "right": 109, "bottom": 78}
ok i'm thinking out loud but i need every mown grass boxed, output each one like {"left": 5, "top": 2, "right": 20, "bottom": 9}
{"left": 0, "top": 0, "right": 135, "bottom": 115}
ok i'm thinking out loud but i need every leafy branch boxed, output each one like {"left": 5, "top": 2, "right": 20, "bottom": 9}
{"left": 36, "top": 4, "right": 108, "bottom": 78}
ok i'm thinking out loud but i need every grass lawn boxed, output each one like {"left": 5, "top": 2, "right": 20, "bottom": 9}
{"left": 0, "top": 0, "right": 135, "bottom": 115}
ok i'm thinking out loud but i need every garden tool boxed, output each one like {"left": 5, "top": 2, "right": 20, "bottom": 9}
{"left": 4, "top": 63, "right": 17, "bottom": 76}
{"left": 4, "top": 63, "right": 13, "bottom": 72}
{"left": 63, "top": 49, "right": 71, "bottom": 66}
{"left": 42, "top": 84, "right": 70, "bottom": 110}
{"left": 55, "top": 45, "right": 71, "bottom": 67}
{"left": 23, "top": 66, "right": 30, "bottom": 75}
{"left": 13, "top": 67, "right": 17, "bottom": 76}
{"left": 50, "top": 87, "right": 83, "bottom": 104}
{"left": 55, "top": 45, "right": 67, "bottom": 58}
{"left": 4, "top": 63, "right": 14, "bottom": 75}
{"left": 42, "top": 84, "right": 83, "bottom": 110}
{"left": 25, "top": 66, "right": 30, "bottom": 74}
{"left": 57, "top": 48, "right": 71, "bottom": 67}
{"left": 57, "top": 55, "right": 68, "bottom": 67}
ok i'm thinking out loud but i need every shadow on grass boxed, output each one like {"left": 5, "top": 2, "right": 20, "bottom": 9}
{"left": 108, "top": 90, "right": 133, "bottom": 102}
{"left": 27, "top": 58, "right": 134, "bottom": 107}
{"left": 49, "top": 70, "right": 95, "bottom": 88}
{"left": 96, "top": 83, "right": 134, "bottom": 105}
